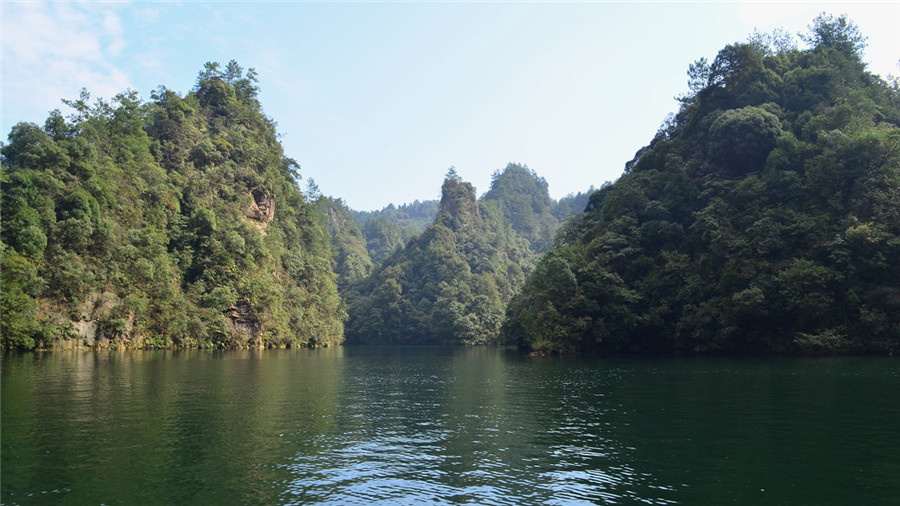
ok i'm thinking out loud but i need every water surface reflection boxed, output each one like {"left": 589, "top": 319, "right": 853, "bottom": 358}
{"left": 2, "top": 348, "right": 898, "bottom": 505}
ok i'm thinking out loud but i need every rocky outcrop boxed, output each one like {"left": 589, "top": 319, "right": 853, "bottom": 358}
{"left": 46, "top": 292, "right": 143, "bottom": 349}
{"left": 438, "top": 171, "right": 480, "bottom": 234}
{"left": 247, "top": 188, "right": 275, "bottom": 234}
{"left": 224, "top": 302, "right": 261, "bottom": 346}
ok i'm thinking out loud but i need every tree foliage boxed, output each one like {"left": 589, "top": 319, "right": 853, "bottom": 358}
{"left": 801, "top": 12, "right": 867, "bottom": 60}
{"left": 503, "top": 18, "right": 900, "bottom": 356}
{"left": 311, "top": 195, "right": 373, "bottom": 289}
{"left": 354, "top": 199, "right": 439, "bottom": 263}
{"left": 343, "top": 164, "right": 570, "bottom": 345}
{"left": 1, "top": 60, "right": 344, "bottom": 350}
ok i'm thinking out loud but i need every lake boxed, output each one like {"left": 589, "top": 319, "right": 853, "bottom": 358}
{"left": 2, "top": 347, "right": 898, "bottom": 504}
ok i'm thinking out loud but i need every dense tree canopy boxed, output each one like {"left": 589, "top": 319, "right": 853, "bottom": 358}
{"left": 343, "top": 164, "right": 571, "bottom": 345}
{"left": 354, "top": 199, "right": 440, "bottom": 263}
{"left": 503, "top": 18, "right": 900, "bottom": 355}
{"left": 311, "top": 194, "right": 373, "bottom": 289}
{"left": 1, "top": 61, "right": 344, "bottom": 350}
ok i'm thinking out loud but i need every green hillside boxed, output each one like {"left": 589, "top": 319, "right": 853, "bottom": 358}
{"left": 311, "top": 194, "right": 374, "bottom": 289}
{"left": 502, "top": 15, "right": 900, "bottom": 355}
{"left": 355, "top": 199, "right": 440, "bottom": 264}
{"left": 5, "top": 15, "right": 893, "bottom": 356}
{"left": 1, "top": 61, "right": 344, "bottom": 350}
{"left": 344, "top": 164, "right": 568, "bottom": 345}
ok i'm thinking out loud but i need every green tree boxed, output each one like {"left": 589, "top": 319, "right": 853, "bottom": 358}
{"left": 708, "top": 106, "right": 782, "bottom": 174}
{"left": 802, "top": 13, "right": 867, "bottom": 60}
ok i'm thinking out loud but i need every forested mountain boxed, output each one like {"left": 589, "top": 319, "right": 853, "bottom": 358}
{"left": 344, "top": 164, "right": 569, "bottom": 345}
{"left": 502, "top": 15, "right": 900, "bottom": 356}
{"left": 355, "top": 199, "right": 440, "bottom": 263}
{"left": 1, "top": 61, "right": 345, "bottom": 350}
{"left": 481, "top": 165, "right": 559, "bottom": 254}
{"left": 7, "top": 16, "right": 886, "bottom": 356}
{"left": 311, "top": 195, "right": 373, "bottom": 288}
{"left": 323, "top": 173, "right": 592, "bottom": 272}
{"left": 554, "top": 188, "right": 598, "bottom": 221}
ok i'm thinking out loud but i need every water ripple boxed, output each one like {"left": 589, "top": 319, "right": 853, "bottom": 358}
{"left": 7, "top": 349, "right": 893, "bottom": 504}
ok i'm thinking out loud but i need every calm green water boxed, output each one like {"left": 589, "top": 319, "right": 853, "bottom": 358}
{"left": 2, "top": 347, "right": 898, "bottom": 505}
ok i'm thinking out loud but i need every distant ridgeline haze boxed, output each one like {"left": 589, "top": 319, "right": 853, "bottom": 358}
{"left": 1, "top": 61, "right": 345, "bottom": 350}
{"left": 502, "top": 14, "right": 900, "bottom": 356}
{"left": 312, "top": 183, "right": 591, "bottom": 288}
{"left": 354, "top": 200, "right": 441, "bottom": 263}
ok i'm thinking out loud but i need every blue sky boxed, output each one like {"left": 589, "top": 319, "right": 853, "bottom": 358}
{"left": 2, "top": 1, "right": 898, "bottom": 211}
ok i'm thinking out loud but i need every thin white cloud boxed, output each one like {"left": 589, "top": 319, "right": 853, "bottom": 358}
{"left": 135, "top": 7, "right": 160, "bottom": 24}
{"left": 103, "top": 10, "right": 126, "bottom": 58}
{"left": 1, "top": 1, "right": 133, "bottom": 132}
